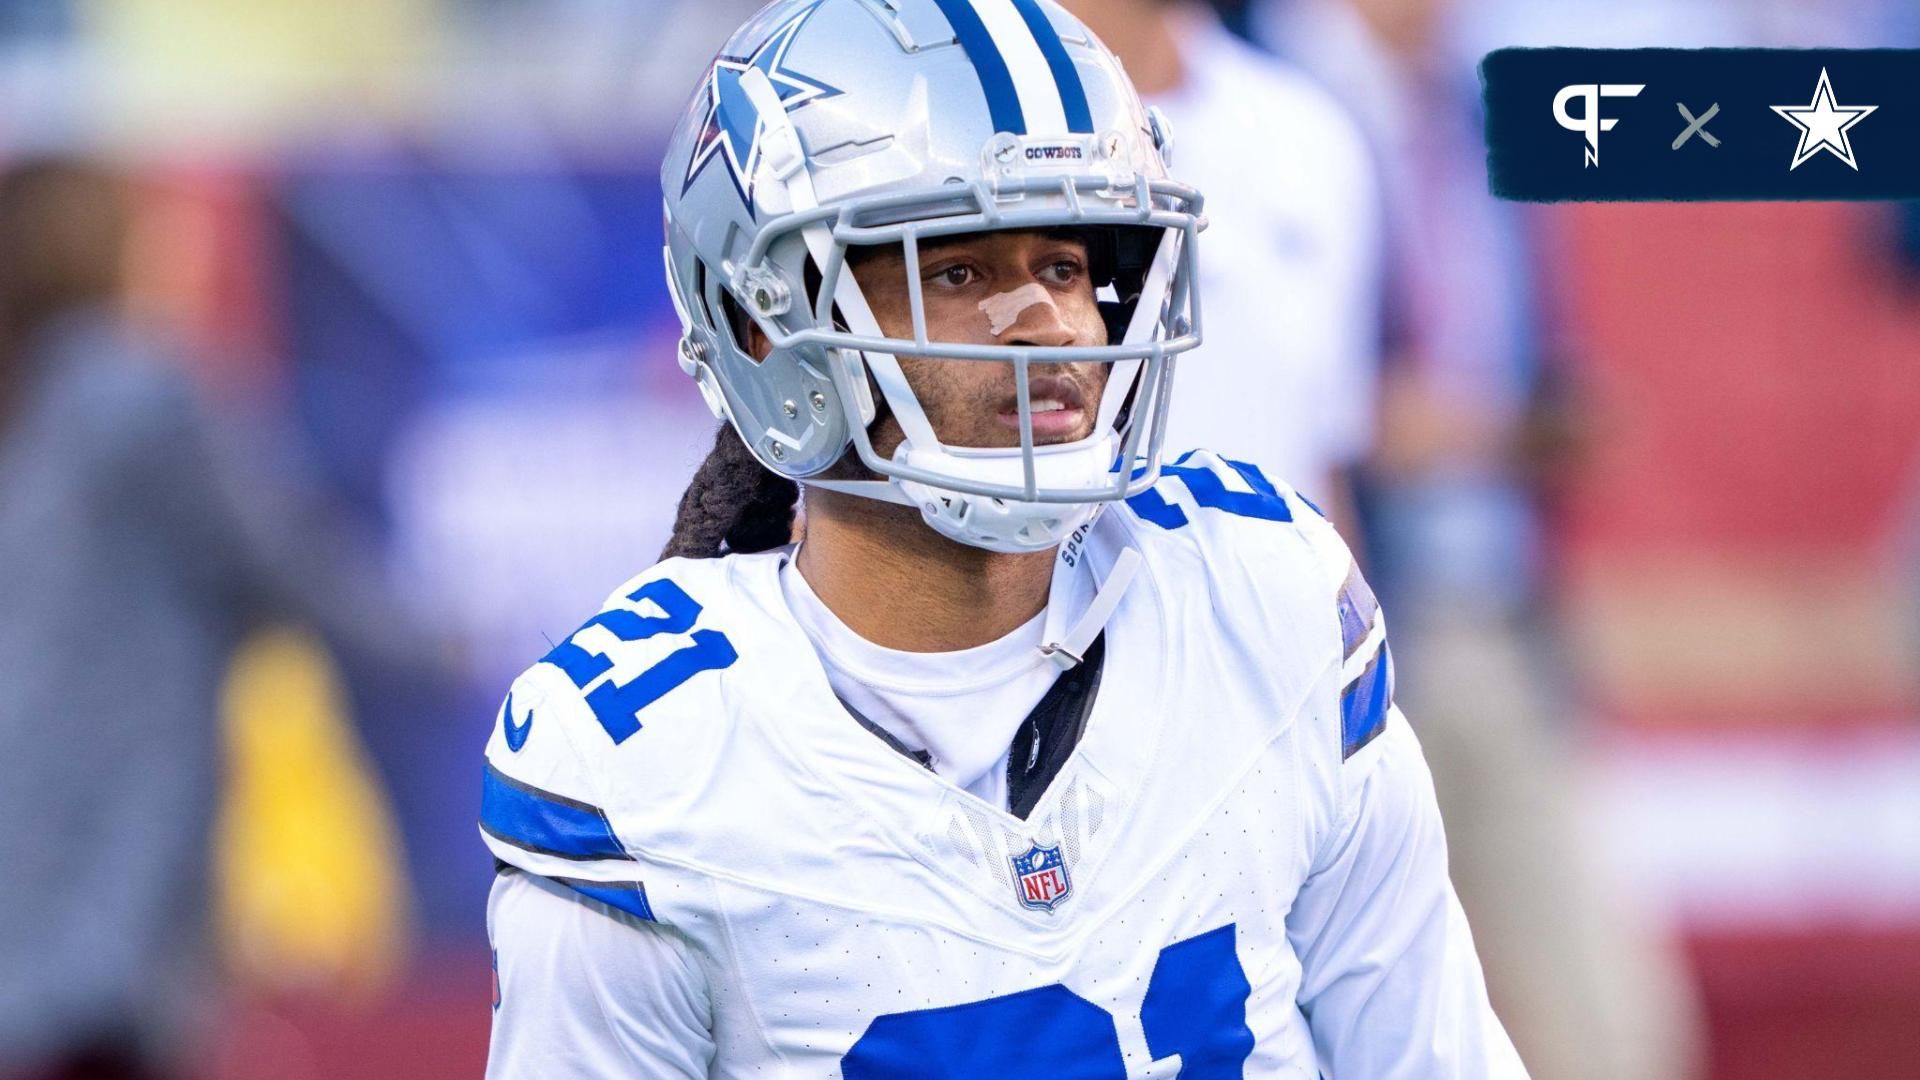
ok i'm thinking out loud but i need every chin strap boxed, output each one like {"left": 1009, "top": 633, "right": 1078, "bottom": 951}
{"left": 1039, "top": 547, "right": 1141, "bottom": 671}
{"left": 804, "top": 477, "right": 914, "bottom": 505}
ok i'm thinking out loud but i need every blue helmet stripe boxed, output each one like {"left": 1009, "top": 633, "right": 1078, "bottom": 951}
{"left": 931, "top": 0, "right": 1027, "bottom": 135}
{"left": 1009, "top": 0, "right": 1094, "bottom": 133}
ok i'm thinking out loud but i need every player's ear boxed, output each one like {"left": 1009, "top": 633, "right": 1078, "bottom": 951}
{"left": 717, "top": 287, "right": 774, "bottom": 362}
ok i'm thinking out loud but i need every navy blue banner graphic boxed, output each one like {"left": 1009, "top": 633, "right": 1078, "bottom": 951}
{"left": 1482, "top": 48, "right": 1920, "bottom": 201}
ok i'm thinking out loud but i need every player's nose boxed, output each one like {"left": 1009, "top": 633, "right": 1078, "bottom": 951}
{"left": 999, "top": 288, "right": 1077, "bottom": 349}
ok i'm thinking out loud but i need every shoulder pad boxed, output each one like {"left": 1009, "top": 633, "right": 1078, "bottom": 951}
{"left": 1119, "top": 449, "right": 1392, "bottom": 759}
{"left": 480, "top": 556, "right": 755, "bottom": 922}
{"left": 1119, "top": 448, "right": 1302, "bottom": 535}
{"left": 1118, "top": 448, "right": 1349, "bottom": 591}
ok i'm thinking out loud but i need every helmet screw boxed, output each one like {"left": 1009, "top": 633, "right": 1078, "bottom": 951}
{"left": 676, "top": 337, "right": 707, "bottom": 375}
{"left": 767, "top": 441, "right": 787, "bottom": 462}
{"left": 739, "top": 268, "right": 792, "bottom": 315}
{"left": 809, "top": 391, "right": 827, "bottom": 412}
{"left": 781, "top": 399, "right": 798, "bottom": 418}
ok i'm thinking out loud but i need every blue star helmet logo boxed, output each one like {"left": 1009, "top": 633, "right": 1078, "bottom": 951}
{"left": 684, "top": 3, "right": 841, "bottom": 211}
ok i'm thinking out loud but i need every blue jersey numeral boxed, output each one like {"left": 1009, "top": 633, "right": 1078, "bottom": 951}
{"left": 842, "top": 985, "right": 1125, "bottom": 1079}
{"left": 540, "top": 578, "right": 738, "bottom": 744}
{"left": 842, "top": 924, "right": 1253, "bottom": 1077}
{"left": 1127, "top": 459, "right": 1293, "bottom": 530}
{"left": 1140, "top": 925, "right": 1256, "bottom": 1077}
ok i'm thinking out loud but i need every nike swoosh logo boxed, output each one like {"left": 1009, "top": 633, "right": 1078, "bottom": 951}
{"left": 503, "top": 691, "right": 533, "bottom": 752}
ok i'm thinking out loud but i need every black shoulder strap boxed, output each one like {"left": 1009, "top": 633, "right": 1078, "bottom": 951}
{"left": 1005, "top": 632, "right": 1105, "bottom": 820}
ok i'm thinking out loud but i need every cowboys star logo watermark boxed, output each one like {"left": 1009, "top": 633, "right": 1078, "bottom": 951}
{"left": 1770, "top": 67, "right": 1877, "bottom": 171}
{"left": 684, "top": 2, "right": 841, "bottom": 206}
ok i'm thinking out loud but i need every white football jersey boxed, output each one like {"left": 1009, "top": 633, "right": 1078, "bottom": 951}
{"left": 481, "top": 450, "right": 1527, "bottom": 1079}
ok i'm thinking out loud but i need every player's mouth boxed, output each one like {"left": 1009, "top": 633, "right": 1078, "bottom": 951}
{"left": 996, "top": 375, "right": 1088, "bottom": 442}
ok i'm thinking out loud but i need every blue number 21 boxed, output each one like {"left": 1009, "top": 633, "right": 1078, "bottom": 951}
{"left": 540, "top": 579, "right": 737, "bottom": 744}
{"left": 843, "top": 924, "right": 1254, "bottom": 1078}
{"left": 1126, "top": 458, "right": 1294, "bottom": 531}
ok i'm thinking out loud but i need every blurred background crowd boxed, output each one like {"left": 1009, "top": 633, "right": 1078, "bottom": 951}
{"left": 1, "top": 0, "right": 1917, "bottom": 1077}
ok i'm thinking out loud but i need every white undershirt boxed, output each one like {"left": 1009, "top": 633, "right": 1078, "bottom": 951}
{"left": 779, "top": 556, "right": 1059, "bottom": 810}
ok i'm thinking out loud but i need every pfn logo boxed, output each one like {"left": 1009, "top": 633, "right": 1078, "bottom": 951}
{"left": 1553, "top": 83, "right": 1645, "bottom": 166}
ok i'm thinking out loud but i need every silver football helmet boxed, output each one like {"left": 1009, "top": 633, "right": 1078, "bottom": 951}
{"left": 661, "top": 0, "right": 1203, "bottom": 553}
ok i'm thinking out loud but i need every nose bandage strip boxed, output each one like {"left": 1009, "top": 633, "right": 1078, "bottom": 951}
{"left": 977, "top": 282, "right": 1052, "bottom": 336}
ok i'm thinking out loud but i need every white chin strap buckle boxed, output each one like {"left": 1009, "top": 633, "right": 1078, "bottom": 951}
{"left": 1039, "top": 547, "right": 1141, "bottom": 671}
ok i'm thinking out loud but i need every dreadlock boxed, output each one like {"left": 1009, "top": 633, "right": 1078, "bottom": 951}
{"left": 660, "top": 423, "right": 800, "bottom": 560}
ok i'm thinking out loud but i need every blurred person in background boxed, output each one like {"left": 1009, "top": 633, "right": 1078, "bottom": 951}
{"left": 1246, "top": 0, "right": 1703, "bottom": 1077}
{"left": 1059, "top": 0, "right": 1382, "bottom": 530}
{"left": 0, "top": 158, "right": 418, "bottom": 1080}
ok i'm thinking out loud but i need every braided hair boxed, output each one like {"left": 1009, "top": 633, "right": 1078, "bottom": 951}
{"left": 659, "top": 423, "right": 801, "bottom": 560}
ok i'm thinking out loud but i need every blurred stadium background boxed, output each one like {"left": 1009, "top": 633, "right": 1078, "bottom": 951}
{"left": 1, "top": 0, "right": 1917, "bottom": 1077}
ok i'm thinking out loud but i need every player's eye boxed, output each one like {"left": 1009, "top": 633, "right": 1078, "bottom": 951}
{"left": 928, "top": 263, "right": 977, "bottom": 288}
{"left": 1037, "top": 257, "right": 1085, "bottom": 286}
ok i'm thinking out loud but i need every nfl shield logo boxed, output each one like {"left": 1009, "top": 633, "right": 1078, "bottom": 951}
{"left": 1010, "top": 841, "right": 1072, "bottom": 912}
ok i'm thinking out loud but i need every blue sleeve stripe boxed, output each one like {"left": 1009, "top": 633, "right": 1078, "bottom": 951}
{"left": 1335, "top": 565, "right": 1380, "bottom": 661}
{"left": 931, "top": 0, "right": 1027, "bottom": 135}
{"left": 481, "top": 763, "right": 634, "bottom": 862}
{"left": 1009, "top": 0, "right": 1094, "bottom": 133}
{"left": 1340, "top": 644, "right": 1393, "bottom": 760}
{"left": 550, "top": 876, "right": 657, "bottom": 922}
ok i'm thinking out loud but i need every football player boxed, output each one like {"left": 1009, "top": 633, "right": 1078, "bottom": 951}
{"left": 481, "top": 0, "right": 1527, "bottom": 1076}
